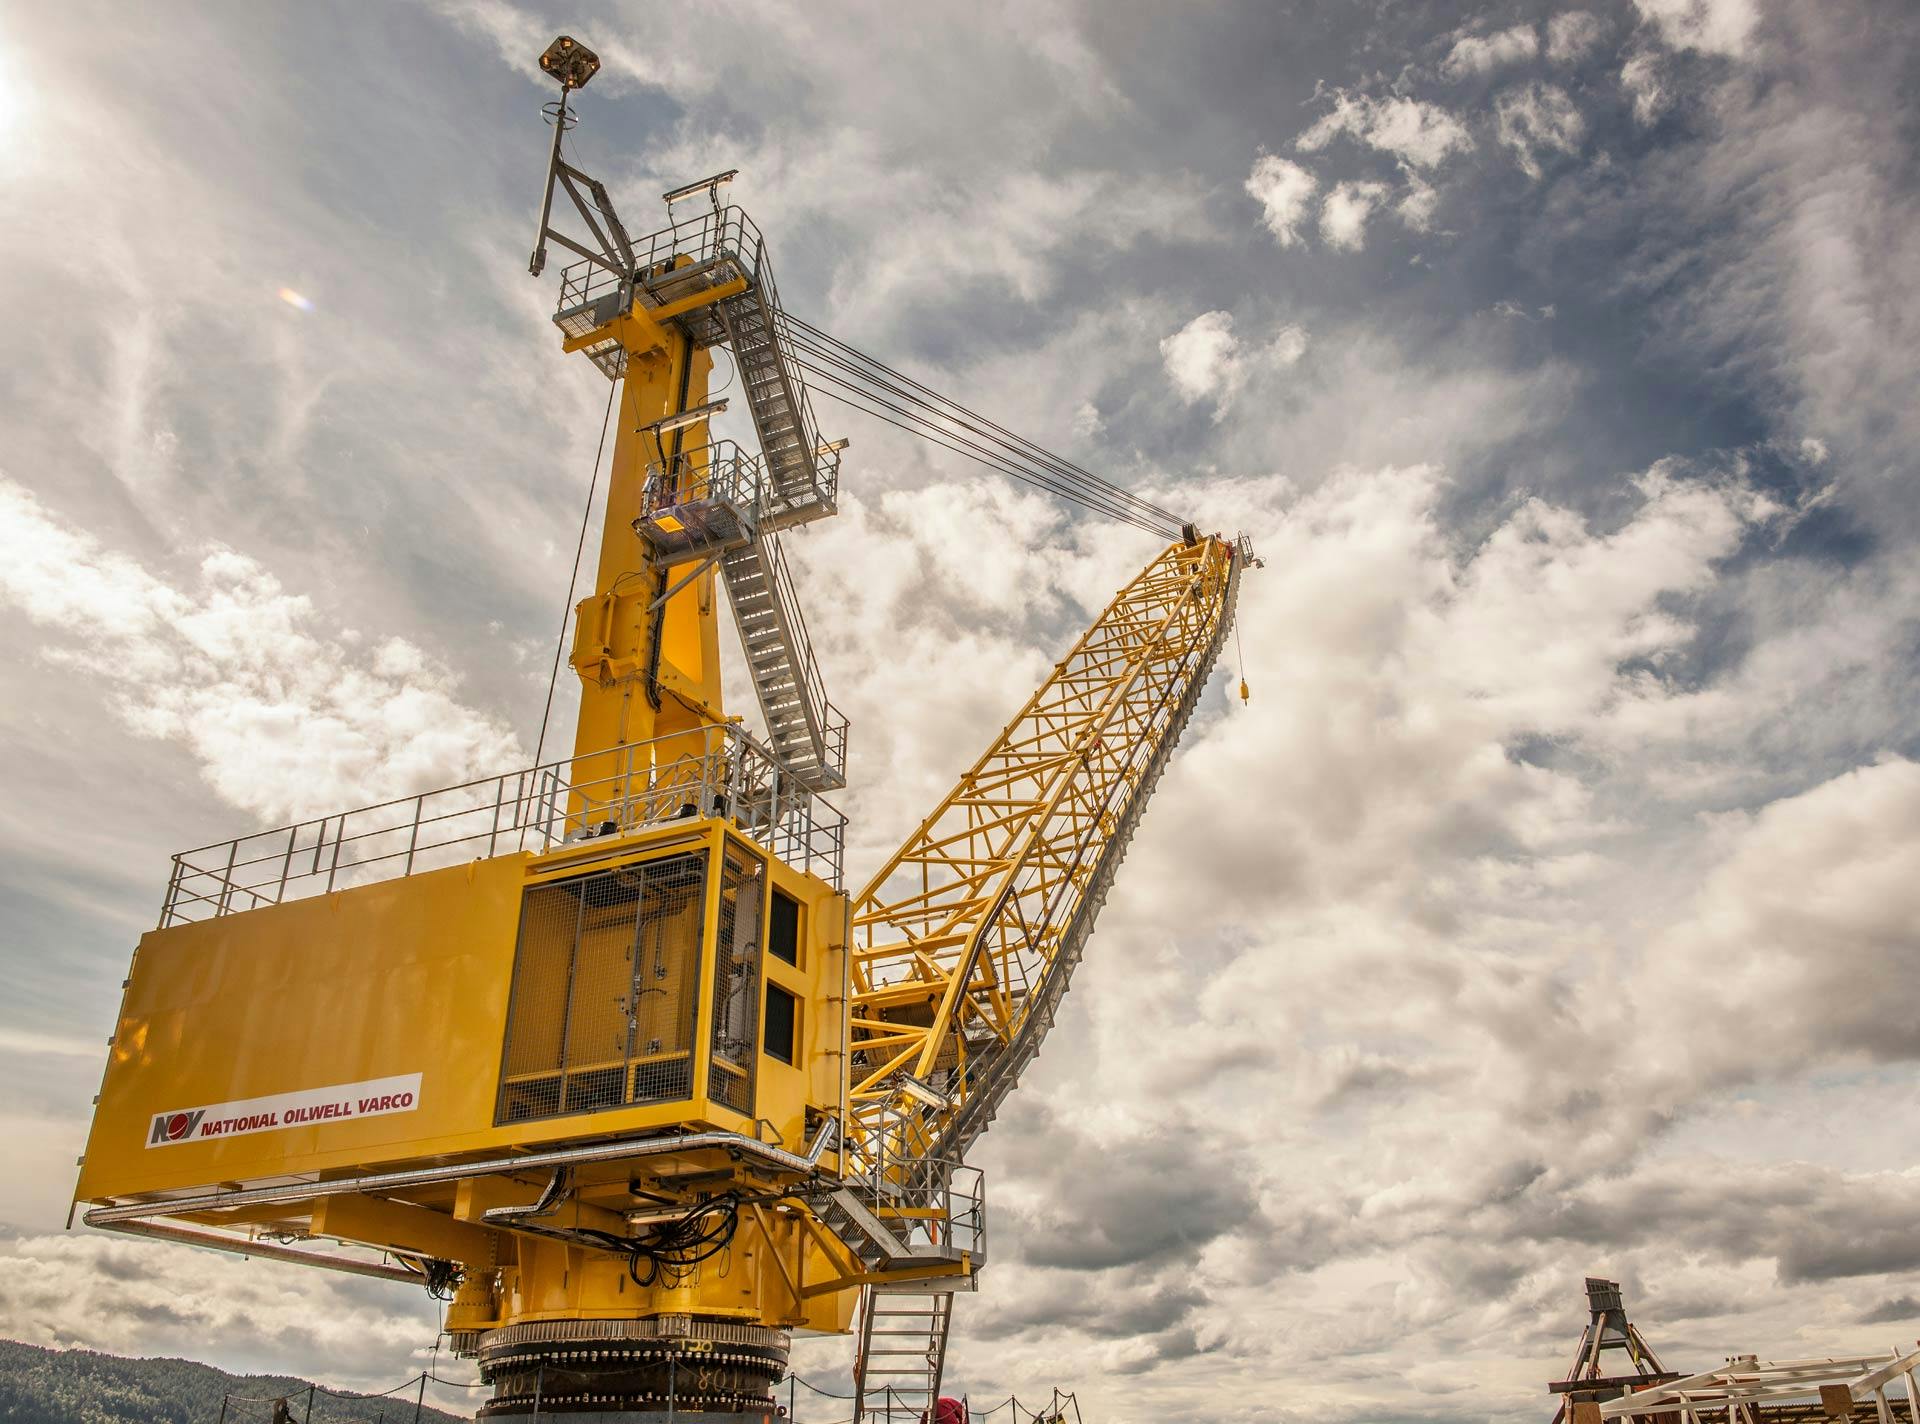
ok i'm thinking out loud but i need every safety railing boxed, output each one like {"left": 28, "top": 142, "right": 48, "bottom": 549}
{"left": 635, "top": 437, "right": 767, "bottom": 563}
{"left": 640, "top": 438, "right": 762, "bottom": 527}
{"left": 160, "top": 725, "right": 846, "bottom": 928}
{"left": 764, "top": 531, "right": 849, "bottom": 777}
{"left": 839, "top": 1091, "right": 986, "bottom": 1263}
{"left": 888, "top": 1160, "right": 983, "bottom": 1264}
{"left": 555, "top": 204, "right": 762, "bottom": 323}
{"left": 554, "top": 204, "right": 835, "bottom": 515}
{"left": 738, "top": 213, "right": 832, "bottom": 506}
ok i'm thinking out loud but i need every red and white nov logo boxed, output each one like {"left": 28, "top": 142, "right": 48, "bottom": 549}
{"left": 148, "top": 1108, "right": 206, "bottom": 1145}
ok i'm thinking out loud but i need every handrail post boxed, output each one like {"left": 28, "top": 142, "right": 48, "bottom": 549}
{"left": 623, "top": 740, "right": 638, "bottom": 827}
{"left": 325, "top": 813, "right": 345, "bottom": 893}
{"left": 278, "top": 823, "right": 299, "bottom": 903}
{"left": 216, "top": 837, "right": 239, "bottom": 917}
{"left": 403, "top": 795, "right": 424, "bottom": 876}
{"left": 161, "top": 856, "right": 184, "bottom": 928}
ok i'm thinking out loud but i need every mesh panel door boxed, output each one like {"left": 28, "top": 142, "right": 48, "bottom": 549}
{"left": 561, "top": 875, "right": 644, "bottom": 1114}
{"left": 708, "top": 850, "right": 764, "bottom": 1113}
{"left": 496, "top": 880, "right": 582, "bottom": 1122}
{"left": 497, "top": 853, "right": 708, "bottom": 1124}
{"left": 630, "top": 855, "right": 705, "bottom": 1103}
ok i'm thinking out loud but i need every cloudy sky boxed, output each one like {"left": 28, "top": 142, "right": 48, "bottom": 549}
{"left": 2, "top": 0, "right": 1918, "bottom": 1418}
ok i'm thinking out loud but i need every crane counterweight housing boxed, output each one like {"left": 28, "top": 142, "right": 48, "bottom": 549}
{"left": 74, "top": 53, "right": 1251, "bottom": 1421}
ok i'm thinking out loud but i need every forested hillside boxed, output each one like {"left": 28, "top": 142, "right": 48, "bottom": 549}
{"left": 0, "top": 1341, "right": 469, "bottom": 1423}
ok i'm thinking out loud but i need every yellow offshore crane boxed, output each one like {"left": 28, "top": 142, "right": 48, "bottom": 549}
{"left": 73, "top": 37, "right": 1250, "bottom": 1420}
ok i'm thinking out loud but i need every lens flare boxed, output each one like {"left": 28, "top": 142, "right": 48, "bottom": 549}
{"left": 277, "top": 287, "right": 315, "bottom": 313}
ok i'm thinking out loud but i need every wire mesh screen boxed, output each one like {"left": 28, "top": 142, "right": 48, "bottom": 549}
{"left": 708, "top": 851, "right": 764, "bottom": 1114}
{"left": 496, "top": 853, "right": 708, "bottom": 1125}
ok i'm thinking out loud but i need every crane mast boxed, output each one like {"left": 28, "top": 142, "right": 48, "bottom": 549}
{"left": 70, "top": 38, "right": 1252, "bottom": 1422}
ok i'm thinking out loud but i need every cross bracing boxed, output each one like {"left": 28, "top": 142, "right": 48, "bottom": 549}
{"left": 844, "top": 536, "right": 1241, "bottom": 1172}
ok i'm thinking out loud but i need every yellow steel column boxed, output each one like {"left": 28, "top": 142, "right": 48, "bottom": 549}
{"left": 566, "top": 305, "right": 727, "bottom": 820}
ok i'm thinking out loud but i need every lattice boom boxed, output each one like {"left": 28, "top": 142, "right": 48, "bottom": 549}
{"left": 845, "top": 536, "right": 1240, "bottom": 1170}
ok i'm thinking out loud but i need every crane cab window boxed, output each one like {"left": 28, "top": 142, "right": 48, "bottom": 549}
{"left": 768, "top": 888, "right": 801, "bottom": 967}
{"left": 763, "top": 983, "right": 799, "bottom": 1065}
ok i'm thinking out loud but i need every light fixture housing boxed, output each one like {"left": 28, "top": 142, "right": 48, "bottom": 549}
{"left": 537, "top": 35, "right": 601, "bottom": 90}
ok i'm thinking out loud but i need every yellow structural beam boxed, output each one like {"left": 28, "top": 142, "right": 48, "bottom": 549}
{"left": 844, "top": 536, "right": 1239, "bottom": 1170}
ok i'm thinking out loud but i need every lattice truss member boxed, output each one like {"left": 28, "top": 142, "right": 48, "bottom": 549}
{"left": 849, "top": 539, "right": 1238, "bottom": 1167}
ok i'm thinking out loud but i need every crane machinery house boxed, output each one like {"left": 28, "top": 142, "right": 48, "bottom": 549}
{"left": 74, "top": 34, "right": 1253, "bottom": 1422}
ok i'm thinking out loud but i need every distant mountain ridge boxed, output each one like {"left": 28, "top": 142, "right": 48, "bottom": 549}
{"left": 0, "top": 1340, "right": 469, "bottom": 1423}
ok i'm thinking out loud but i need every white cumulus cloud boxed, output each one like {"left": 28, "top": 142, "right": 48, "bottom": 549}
{"left": 1548, "top": 10, "right": 1609, "bottom": 62}
{"left": 1495, "top": 82, "right": 1588, "bottom": 178}
{"left": 1621, "top": 48, "right": 1671, "bottom": 124}
{"left": 1161, "top": 310, "right": 1244, "bottom": 414}
{"left": 1159, "top": 311, "right": 1307, "bottom": 418}
{"left": 1440, "top": 24, "right": 1539, "bottom": 80}
{"left": 1320, "top": 180, "right": 1392, "bottom": 251}
{"left": 0, "top": 478, "right": 523, "bottom": 825}
{"left": 1244, "top": 153, "right": 1319, "bottom": 247}
{"left": 1297, "top": 92, "right": 1475, "bottom": 170}
{"left": 1634, "top": 0, "right": 1759, "bottom": 57}
{"left": 1397, "top": 173, "right": 1441, "bottom": 231}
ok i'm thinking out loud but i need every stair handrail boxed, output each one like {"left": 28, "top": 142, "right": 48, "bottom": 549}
{"left": 746, "top": 228, "right": 830, "bottom": 503}
{"left": 762, "top": 531, "right": 845, "bottom": 762}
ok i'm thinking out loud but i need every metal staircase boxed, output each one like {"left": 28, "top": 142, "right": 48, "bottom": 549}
{"left": 716, "top": 284, "right": 832, "bottom": 522}
{"left": 721, "top": 531, "right": 847, "bottom": 791}
{"left": 813, "top": 1136, "right": 982, "bottom": 1424}
{"left": 603, "top": 202, "right": 838, "bottom": 527}
{"left": 854, "top": 1287, "right": 955, "bottom": 1424}
{"left": 574, "top": 201, "right": 846, "bottom": 790}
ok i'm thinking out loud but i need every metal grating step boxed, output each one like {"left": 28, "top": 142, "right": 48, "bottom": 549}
{"left": 720, "top": 532, "right": 847, "bottom": 792}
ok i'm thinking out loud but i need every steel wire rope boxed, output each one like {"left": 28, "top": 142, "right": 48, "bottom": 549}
{"left": 779, "top": 312, "right": 1182, "bottom": 527}
{"left": 778, "top": 311, "right": 1186, "bottom": 533}
{"left": 786, "top": 343, "right": 1183, "bottom": 536}
{"left": 788, "top": 1374, "right": 857, "bottom": 1398}
{"left": 778, "top": 331, "right": 1168, "bottom": 532}
{"left": 531, "top": 376, "right": 619, "bottom": 769}
{"left": 783, "top": 346, "right": 1178, "bottom": 538}
{"left": 423, "top": 1373, "right": 490, "bottom": 1389}
{"left": 787, "top": 353, "right": 1173, "bottom": 537}
{"left": 221, "top": 1373, "right": 426, "bottom": 1405}
{"left": 775, "top": 324, "right": 1175, "bottom": 536}
{"left": 802, "top": 378, "right": 1162, "bottom": 535}
{"left": 313, "top": 1373, "right": 428, "bottom": 1400}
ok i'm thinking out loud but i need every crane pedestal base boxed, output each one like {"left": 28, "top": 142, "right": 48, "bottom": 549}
{"left": 472, "top": 1318, "right": 789, "bottom": 1418}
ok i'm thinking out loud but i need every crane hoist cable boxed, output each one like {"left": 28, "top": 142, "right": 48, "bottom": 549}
{"left": 804, "top": 376, "right": 1174, "bottom": 538}
{"left": 531, "top": 375, "right": 619, "bottom": 767}
{"left": 778, "top": 310, "right": 1184, "bottom": 531}
{"left": 779, "top": 322, "right": 1180, "bottom": 537}
{"left": 773, "top": 312, "right": 1188, "bottom": 540}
